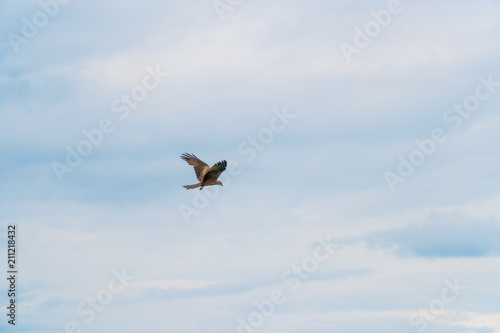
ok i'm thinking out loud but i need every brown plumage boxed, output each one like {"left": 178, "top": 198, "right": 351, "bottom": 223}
{"left": 180, "top": 153, "right": 227, "bottom": 190}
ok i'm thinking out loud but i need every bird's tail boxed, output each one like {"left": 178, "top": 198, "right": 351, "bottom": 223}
{"left": 183, "top": 183, "right": 201, "bottom": 190}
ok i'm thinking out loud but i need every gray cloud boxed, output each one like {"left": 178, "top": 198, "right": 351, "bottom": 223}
{"left": 364, "top": 211, "right": 500, "bottom": 257}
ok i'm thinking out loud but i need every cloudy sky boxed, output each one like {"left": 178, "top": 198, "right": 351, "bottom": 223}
{"left": 1, "top": 0, "right": 500, "bottom": 332}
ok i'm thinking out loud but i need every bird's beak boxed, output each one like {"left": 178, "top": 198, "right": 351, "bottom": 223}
{"left": 221, "top": 183, "right": 224, "bottom": 187}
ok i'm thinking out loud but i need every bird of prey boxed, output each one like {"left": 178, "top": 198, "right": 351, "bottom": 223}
{"left": 180, "top": 153, "right": 227, "bottom": 190}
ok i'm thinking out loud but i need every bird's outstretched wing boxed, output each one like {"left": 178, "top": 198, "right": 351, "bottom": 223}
{"left": 203, "top": 160, "right": 227, "bottom": 182}
{"left": 180, "top": 153, "right": 211, "bottom": 182}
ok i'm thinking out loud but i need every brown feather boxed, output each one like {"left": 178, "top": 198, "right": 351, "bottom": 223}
{"left": 203, "top": 160, "right": 227, "bottom": 183}
{"left": 180, "top": 153, "right": 211, "bottom": 182}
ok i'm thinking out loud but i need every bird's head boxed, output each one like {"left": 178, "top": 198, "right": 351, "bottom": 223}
{"left": 217, "top": 180, "right": 223, "bottom": 187}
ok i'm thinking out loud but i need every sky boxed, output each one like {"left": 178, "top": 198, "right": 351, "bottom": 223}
{"left": 1, "top": 0, "right": 500, "bottom": 332}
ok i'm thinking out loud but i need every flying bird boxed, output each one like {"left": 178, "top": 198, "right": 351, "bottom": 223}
{"left": 180, "top": 153, "right": 227, "bottom": 190}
